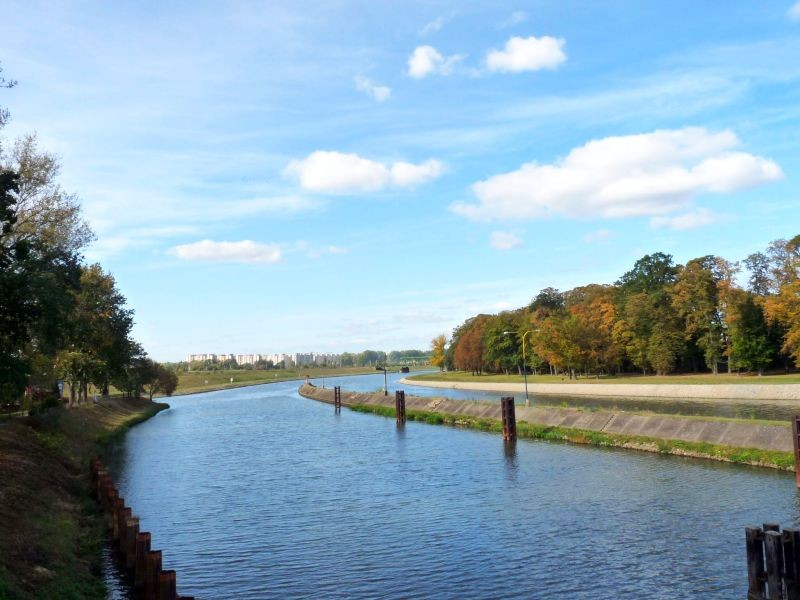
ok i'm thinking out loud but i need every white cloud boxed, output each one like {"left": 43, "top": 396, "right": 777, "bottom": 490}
{"left": 420, "top": 16, "right": 446, "bottom": 36}
{"left": 649, "top": 208, "right": 722, "bottom": 230}
{"left": 407, "top": 45, "right": 464, "bottom": 78}
{"left": 499, "top": 11, "right": 527, "bottom": 28}
{"left": 584, "top": 229, "right": 615, "bottom": 244}
{"left": 490, "top": 231, "right": 523, "bottom": 250}
{"left": 486, "top": 36, "right": 567, "bottom": 73}
{"left": 789, "top": 2, "right": 800, "bottom": 21}
{"left": 285, "top": 151, "right": 443, "bottom": 193}
{"left": 354, "top": 76, "right": 391, "bottom": 102}
{"left": 451, "top": 127, "right": 783, "bottom": 222}
{"left": 390, "top": 159, "right": 444, "bottom": 187}
{"left": 171, "top": 240, "right": 282, "bottom": 264}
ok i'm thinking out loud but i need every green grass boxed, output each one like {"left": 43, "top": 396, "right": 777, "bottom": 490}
{"left": 408, "top": 370, "right": 800, "bottom": 385}
{"left": 174, "top": 366, "right": 382, "bottom": 395}
{"left": 349, "top": 403, "right": 795, "bottom": 470}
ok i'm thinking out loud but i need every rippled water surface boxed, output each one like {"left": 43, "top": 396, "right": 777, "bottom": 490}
{"left": 106, "top": 374, "right": 800, "bottom": 598}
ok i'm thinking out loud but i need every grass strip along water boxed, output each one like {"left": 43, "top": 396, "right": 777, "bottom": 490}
{"left": 0, "top": 397, "right": 167, "bottom": 600}
{"left": 299, "top": 384, "right": 795, "bottom": 472}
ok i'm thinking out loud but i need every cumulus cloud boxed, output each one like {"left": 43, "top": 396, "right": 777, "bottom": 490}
{"left": 490, "top": 231, "right": 523, "bottom": 250}
{"left": 354, "top": 76, "right": 391, "bottom": 102}
{"left": 285, "top": 151, "right": 443, "bottom": 193}
{"left": 407, "top": 45, "right": 464, "bottom": 78}
{"left": 789, "top": 2, "right": 800, "bottom": 21}
{"left": 451, "top": 127, "right": 782, "bottom": 222}
{"left": 172, "top": 240, "right": 282, "bottom": 264}
{"left": 649, "top": 208, "right": 722, "bottom": 230}
{"left": 486, "top": 36, "right": 567, "bottom": 72}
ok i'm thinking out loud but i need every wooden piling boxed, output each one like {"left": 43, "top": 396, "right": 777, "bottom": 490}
{"left": 783, "top": 528, "right": 800, "bottom": 600}
{"left": 135, "top": 532, "right": 152, "bottom": 590}
{"left": 765, "top": 530, "right": 785, "bottom": 599}
{"left": 124, "top": 517, "right": 140, "bottom": 570}
{"left": 747, "top": 526, "right": 767, "bottom": 599}
{"left": 501, "top": 397, "right": 516, "bottom": 441}
{"left": 334, "top": 386, "right": 342, "bottom": 413}
{"left": 158, "top": 570, "right": 177, "bottom": 600}
{"left": 793, "top": 416, "right": 800, "bottom": 488}
{"left": 395, "top": 390, "right": 406, "bottom": 425}
{"left": 145, "top": 550, "right": 163, "bottom": 600}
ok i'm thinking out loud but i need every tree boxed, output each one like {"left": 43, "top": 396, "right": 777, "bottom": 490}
{"left": 138, "top": 359, "right": 179, "bottom": 400}
{"left": 482, "top": 312, "right": 522, "bottom": 374}
{"left": 55, "top": 349, "right": 102, "bottom": 406}
{"left": 430, "top": 334, "right": 447, "bottom": 371}
{"left": 0, "top": 134, "right": 95, "bottom": 256}
{"left": 617, "top": 252, "right": 678, "bottom": 296}
{"left": 451, "top": 315, "right": 490, "bottom": 374}
{"left": 0, "top": 62, "right": 16, "bottom": 129}
{"left": 728, "top": 292, "right": 773, "bottom": 374}
{"left": 671, "top": 256, "right": 734, "bottom": 374}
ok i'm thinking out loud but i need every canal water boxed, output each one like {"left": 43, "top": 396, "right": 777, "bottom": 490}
{"left": 105, "top": 373, "right": 800, "bottom": 598}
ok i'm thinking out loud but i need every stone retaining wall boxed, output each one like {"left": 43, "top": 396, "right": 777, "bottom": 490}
{"left": 398, "top": 378, "right": 800, "bottom": 401}
{"left": 299, "top": 384, "right": 792, "bottom": 452}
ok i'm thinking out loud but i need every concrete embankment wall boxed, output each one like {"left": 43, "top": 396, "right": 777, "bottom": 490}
{"left": 299, "top": 384, "right": 792, "bottom": 452}
{"left": 398, "top": 378, "right": 800, "bottom": 401}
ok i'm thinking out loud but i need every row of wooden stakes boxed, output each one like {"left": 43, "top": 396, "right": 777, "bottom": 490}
{"left": 90, "top": 457, "right": 193, "bottom": 600}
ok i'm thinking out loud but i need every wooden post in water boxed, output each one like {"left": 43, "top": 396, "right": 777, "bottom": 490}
{"left": 747, "top": 526, "right": 767, "bottom": 599}
{"left": 793, "top": 416, "right": 800, "bottom": 488}
{"left": 501, "top": 397, "right": 516, "bottom": 441}
{"left": 765, "top": 529, "right": 785, "bottom": 599}
{"left": 158, "top": 570, "right": 177, "bottom": 600}
{"left": 334, "top": 386, "right": 341, "bottom": 413}
{"left": 135, "top": 532, "right": 151, "bottom": 591}
{"left": 395, "top": 390, "right": 406, "bottom": 425}
{"left": 783, "top": 528, "right": 800, "bottom": 600}
{"left": 124, "top": 517, "right": 139, "bottom": 570}
{"left": 145, "top": 550, "right": 163, "bottom": 600}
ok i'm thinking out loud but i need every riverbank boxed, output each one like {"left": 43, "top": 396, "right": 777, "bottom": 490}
{"left": 299, "top": 384, "right": 795, "bottom": 470}
{"left": 400, "top": 376, "right": 800, "bottom": 401}
{"left": 0, "top": 397, "right": 168, "bottom": 599}
{"left": 173, "top": 366, "right": 386, "bottom": 396}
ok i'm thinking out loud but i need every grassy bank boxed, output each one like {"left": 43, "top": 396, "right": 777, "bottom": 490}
{"left": 349, "top": 403, "right": 794, "bottom": 470}
{"left": 0, "top": 398, "right": 168, "bottom": 599}
{"left": 175, "top": 366, "right": 382, "bottom": 395}
{"left": 408, "top": 371, "right": 800, "bottom": 385}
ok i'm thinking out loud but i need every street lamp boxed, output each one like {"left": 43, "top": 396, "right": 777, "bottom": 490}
{"left": 503, "top": 330, "right": 535, "bottom": 406}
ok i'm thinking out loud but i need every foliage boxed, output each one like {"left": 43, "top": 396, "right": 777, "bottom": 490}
{"left": 429, "top": 334, "right": 447, "bottom": 371}
{"left": 0, "top": 133, "right": 145, "bottom": 406}
{"left": 447, "top": 237, "right": 800, "bottom": 378}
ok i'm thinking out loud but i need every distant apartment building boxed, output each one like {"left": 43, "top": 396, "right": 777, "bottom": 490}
{"left": 186, "top": 351, "right": 341, "bottom": 367}
{"left": 186, "top": 353, "right": 217, "bottom": 363}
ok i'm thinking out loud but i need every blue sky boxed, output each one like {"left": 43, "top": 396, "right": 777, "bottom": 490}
{"left": 2, "top": 1, "right": 800, "bottom": 360}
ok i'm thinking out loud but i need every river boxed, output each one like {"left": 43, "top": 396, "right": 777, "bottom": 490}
{"left": 104, "top": 372, "right": 800, "bottom": 598}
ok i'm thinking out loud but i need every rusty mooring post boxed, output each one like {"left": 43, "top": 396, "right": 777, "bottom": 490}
{"left": 158, "top": 570, "right": 177, "bottom": 600}
{"left": 395, "top": 390, "right": 406, "bottom": 425}
{"left": 501, "top": 397, "right": 516, "bottom": 441}
{"left": 135, "top": 532, "right": 151, "bottom": 591}
{"left": 145, "top": 550, "right": 163, "bottom": 600}
{"left": 334, "top": 386, "right": 341, "bottom": 413}
{"left": 792, "top": 416, "right": 800, "bottom": 488}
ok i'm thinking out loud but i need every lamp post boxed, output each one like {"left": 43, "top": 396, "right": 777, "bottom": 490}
{"left": 504, "top": 330, "right": 534, "bottom": 406}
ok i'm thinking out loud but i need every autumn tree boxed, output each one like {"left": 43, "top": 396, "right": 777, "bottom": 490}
{"left": 430, "top": 334, "right": 447, "bottom": 371}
